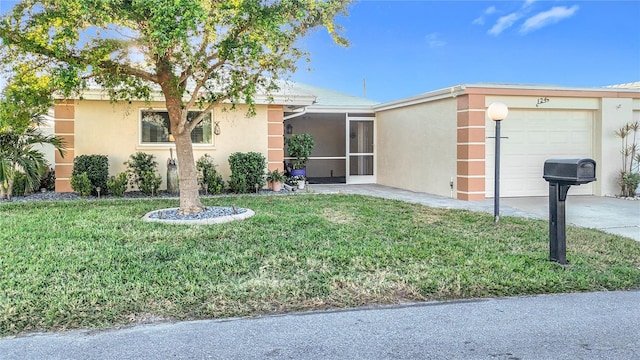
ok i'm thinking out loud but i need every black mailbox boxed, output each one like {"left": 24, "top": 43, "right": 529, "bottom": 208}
{"left": 543, "top": 158, "right": 597, "bottom": 265}
{"left": 543, "top": 158, "right": 596, "bottom": 185}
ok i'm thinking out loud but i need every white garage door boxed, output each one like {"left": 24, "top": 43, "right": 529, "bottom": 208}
{"left": 485, "top": 110, "right": 594, "bottom": 197}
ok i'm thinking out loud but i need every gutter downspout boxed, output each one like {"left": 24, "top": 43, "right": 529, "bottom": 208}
{"left": 284, "top": 109, "right": 308, "bottom": 121}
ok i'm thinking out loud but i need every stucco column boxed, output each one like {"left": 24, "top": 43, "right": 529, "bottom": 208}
{"left": 267, "top": 105, "right": 285, "bottom": 172}
{"left": 53, "top": 100, "right": 76, "bottom": 192}
{"left": 456, "top": 94, "right": 486, "bottom": 200}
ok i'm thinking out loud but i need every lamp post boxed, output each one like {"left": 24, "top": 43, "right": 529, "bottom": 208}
{"left": 487, "top": 102, "right": 509, "bottom": 223}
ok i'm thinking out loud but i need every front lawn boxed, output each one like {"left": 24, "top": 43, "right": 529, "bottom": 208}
{"left": 1, "top": 194, "right": 639, "bottom": 336}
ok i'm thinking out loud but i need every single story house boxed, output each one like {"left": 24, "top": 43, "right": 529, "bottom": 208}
{"left": 53, "top": 81, "right": 640, "bottom": 200}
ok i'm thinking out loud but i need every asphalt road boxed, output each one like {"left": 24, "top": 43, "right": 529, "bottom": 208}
{"left": 1, "top": 290, "right": 638, "bottom": 359}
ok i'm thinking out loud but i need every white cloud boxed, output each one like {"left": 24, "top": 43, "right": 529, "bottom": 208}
{"left": 523, "top": 0, "right": 537, "bottom": 8}
{"left": 472, "top": 16, "right": 485, "bottom": 25}
{"left": 488, "top": 13, "right": 522, "bottom": 35}
{"left": 426, "top": 33, "right": 446, "bottom": 48}
{"left": 520, "top": 5, "right": 579, "bottom": 33}
{"left": 473, "top": 6, "right": 497, "bottom": 25}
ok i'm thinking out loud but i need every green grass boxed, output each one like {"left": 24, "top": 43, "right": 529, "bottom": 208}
{"left": 1, "top": 194, "right": 639, "bottom": 336}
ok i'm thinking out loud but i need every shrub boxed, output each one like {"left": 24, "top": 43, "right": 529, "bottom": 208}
{"left": 616, "top": 122, "right": 639, "bottom": 197}
{"left": 620, "top": 171, "right": 640, "bottom": 197}
{"left": 285, "top": 133, "right": 314, "bottom": 169}
{"left": 124, "top": 152, "right": 160, "bottom": 195}
{"left": 70, "top": 172, "right": 93, "bottom": 197}
{"left": 196, "top": 154, "right": 224, "bottom": 195}
{"left": 228, "top": 152, "right": 266, "bottom": 193}
{"left": 12, "top": 172, "right": 27, "bottom": 197}
{"left": 107, "top": 172, "right": 128, "bottom": 197}
{"left": 39, "top": 167, "right": 56, "bottom": 191}
{"left": 139, "top": 171, "right": 162, "bottom": 196}
{"left": 72, "top": 155, "right": 109, "bottom": 195}
{"left": 228, "top": 173, "right": 248, "bottom": 194}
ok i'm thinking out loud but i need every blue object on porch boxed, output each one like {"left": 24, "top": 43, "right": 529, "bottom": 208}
{"left": 291, "top": 169, "right": 306, "bottom": 177}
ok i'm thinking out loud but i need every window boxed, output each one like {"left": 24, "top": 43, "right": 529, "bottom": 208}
{"left": 140, "top": 110, "right": 212, "bottom": 144}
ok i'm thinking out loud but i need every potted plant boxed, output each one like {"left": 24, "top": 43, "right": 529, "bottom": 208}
{"left": 285, "top": 133, "right": 314, "bottom": 177}
{"left": 288, "top": 175, "right": 306, "bottom": 190}
{"left": 266, "top": 169, "right": 286, "bottom": 192}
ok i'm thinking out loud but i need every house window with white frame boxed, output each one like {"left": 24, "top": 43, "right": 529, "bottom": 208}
{"left": 140, "top": 110, "right": 213, "bottom": 145}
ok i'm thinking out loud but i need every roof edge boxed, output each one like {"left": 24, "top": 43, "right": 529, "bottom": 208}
{"left": 374, "top": 83, "right": 640, "bottom": 111}
{"left": 56, "top": 88, "right": 317, "bottom": 106}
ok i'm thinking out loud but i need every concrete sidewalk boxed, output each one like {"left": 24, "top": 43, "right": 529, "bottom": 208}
{"left": 1, "top": 291, "right": 638, "bottom": 359}
{"left": 309, "top": 184, "right": 640, "bottom": 241}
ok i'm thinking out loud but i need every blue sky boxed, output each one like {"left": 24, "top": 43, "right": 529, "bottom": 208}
{"left": 291, "top": 0, "right": 640, "bottom": 102}
{"left": 1, "top": 1, "right": 638, "bottom": 103}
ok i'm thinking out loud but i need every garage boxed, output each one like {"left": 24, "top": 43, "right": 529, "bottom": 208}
{"left": 485, "top": 109, "right": 594, "bottom": 197}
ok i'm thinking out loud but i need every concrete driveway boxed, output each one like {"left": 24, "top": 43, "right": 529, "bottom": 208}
{"left": 501, "top": 195, "right": 640, "bottom": 241}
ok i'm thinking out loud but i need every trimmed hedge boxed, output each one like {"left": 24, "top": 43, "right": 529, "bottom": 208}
{"left": 72, "top": 155, "right": 109, "bottom": 196}
{"left": 228, "top": 152, "right": 266, "bottom": 193}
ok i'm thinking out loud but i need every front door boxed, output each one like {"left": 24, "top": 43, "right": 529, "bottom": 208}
{"left": 346, "top": 113, "right": 375, "bottom": 184}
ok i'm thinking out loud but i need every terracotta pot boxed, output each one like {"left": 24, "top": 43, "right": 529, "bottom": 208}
{"left": 272, "top": 181, "right": 282, "bottom": 192}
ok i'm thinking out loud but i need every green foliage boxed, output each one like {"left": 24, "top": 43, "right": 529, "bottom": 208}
{"left": 620, "top": 172, "right": 640, "bottom": 197}
{"left": 0, "top": 0, "right": 350, "bottom": 211}
{"left": 11, "top": 172, "right": 27, "bottom": 197}
{"left": 0, "top": 70, "right": 53, "bottom": 132}
{"left": 139, "top": 171, "right": 162, "bottom": 197}
{"left": 124, "top": 152, "right": 160, "bottom": 195}
{"left": 0, "top": 126, "right": 64, "bottom": 199}
{"left": 196, "top": 154, "right": 224, "bottom": 195}
{"left": 266, "top": 169, "right": 286, "bottom": 183}
{"left": 228, "top": 173, "right": 248, "bottom": 194}
{"left": 285, "top": 133, "right": 315, "bottom": 169}
{"left": 228, "top": 152, "right": 266, "bottom": 193}
{"left": 616, "top": 121, "right": 639, "bottom": 197}
{"left": 0, "top": 195, "right": 639, "bottom": 336}
{"left": 70, "top": 172, "right": 92, "bottom": 197}
{"left": 72, "top": 155, "right": 109, "bottom": 196}
{"left": 107, "top": 173, "right": 128, "bottom": 197}
{"left": 39, "top": 167, "right": 56, "bottom": 192}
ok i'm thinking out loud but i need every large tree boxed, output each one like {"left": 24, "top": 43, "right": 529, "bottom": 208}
{"left": 0, "top": 0, "right": 350, "bottom": 214}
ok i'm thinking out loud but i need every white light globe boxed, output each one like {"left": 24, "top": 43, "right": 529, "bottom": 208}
{"left": 487, "top": 102, "right": 509, "bottom": 121}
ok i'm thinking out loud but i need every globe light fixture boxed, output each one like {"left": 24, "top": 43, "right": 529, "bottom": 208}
{"left": 487, "top": 102, "right": 509, "bottom": 223}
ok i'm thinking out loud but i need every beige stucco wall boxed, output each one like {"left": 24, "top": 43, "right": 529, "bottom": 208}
{"left": 376, "top": 98, "right": 458, "bottom": 197}
{"left": 73, "top": 100, "right": 268, "bottom": 189}
{"left": 32, "top": 125, "right": 56, "bottom": 168}
{"left": 598, "top": 97, "right": 638, "bottom": 196}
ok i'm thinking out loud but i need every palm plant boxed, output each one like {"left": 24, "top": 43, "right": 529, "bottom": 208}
{"left": 0, "top": 124, "right": 65, "bottom": 200}
{"left": 615, "top": 121, "right": 640, "bottom": 197}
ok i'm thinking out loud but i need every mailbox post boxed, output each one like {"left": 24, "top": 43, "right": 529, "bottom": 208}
{"left": 543, "top": 159, "right": 596, "bottom": 264}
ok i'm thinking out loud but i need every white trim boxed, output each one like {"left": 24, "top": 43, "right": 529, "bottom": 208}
{"left": 69, "top": 89, "right": 317, "bottom": 106}
{"left": 374, "top": 86, "right": 464, "bottom": 112}
{"left": 457, "top": 191, "right": 486, "bottom": 195}
{"left": 304, "top": 106, "right": 376, "bottom": 114}
{"left": 138, "top": 108, "right": 214, "bottom": 146}
{"left": 346, "top": 114, "right": 376, "bottom": 184}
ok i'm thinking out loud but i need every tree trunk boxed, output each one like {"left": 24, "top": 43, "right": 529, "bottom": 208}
{"left": 173, "top": 131, "right": 204, "bottom": 214}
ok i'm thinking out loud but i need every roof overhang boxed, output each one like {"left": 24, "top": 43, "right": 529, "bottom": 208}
{"left": 56, "top": 87, "right": 317, "bottom": 107}
{"left": 374, "top": 83, "right": 640, "bottom": 112}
